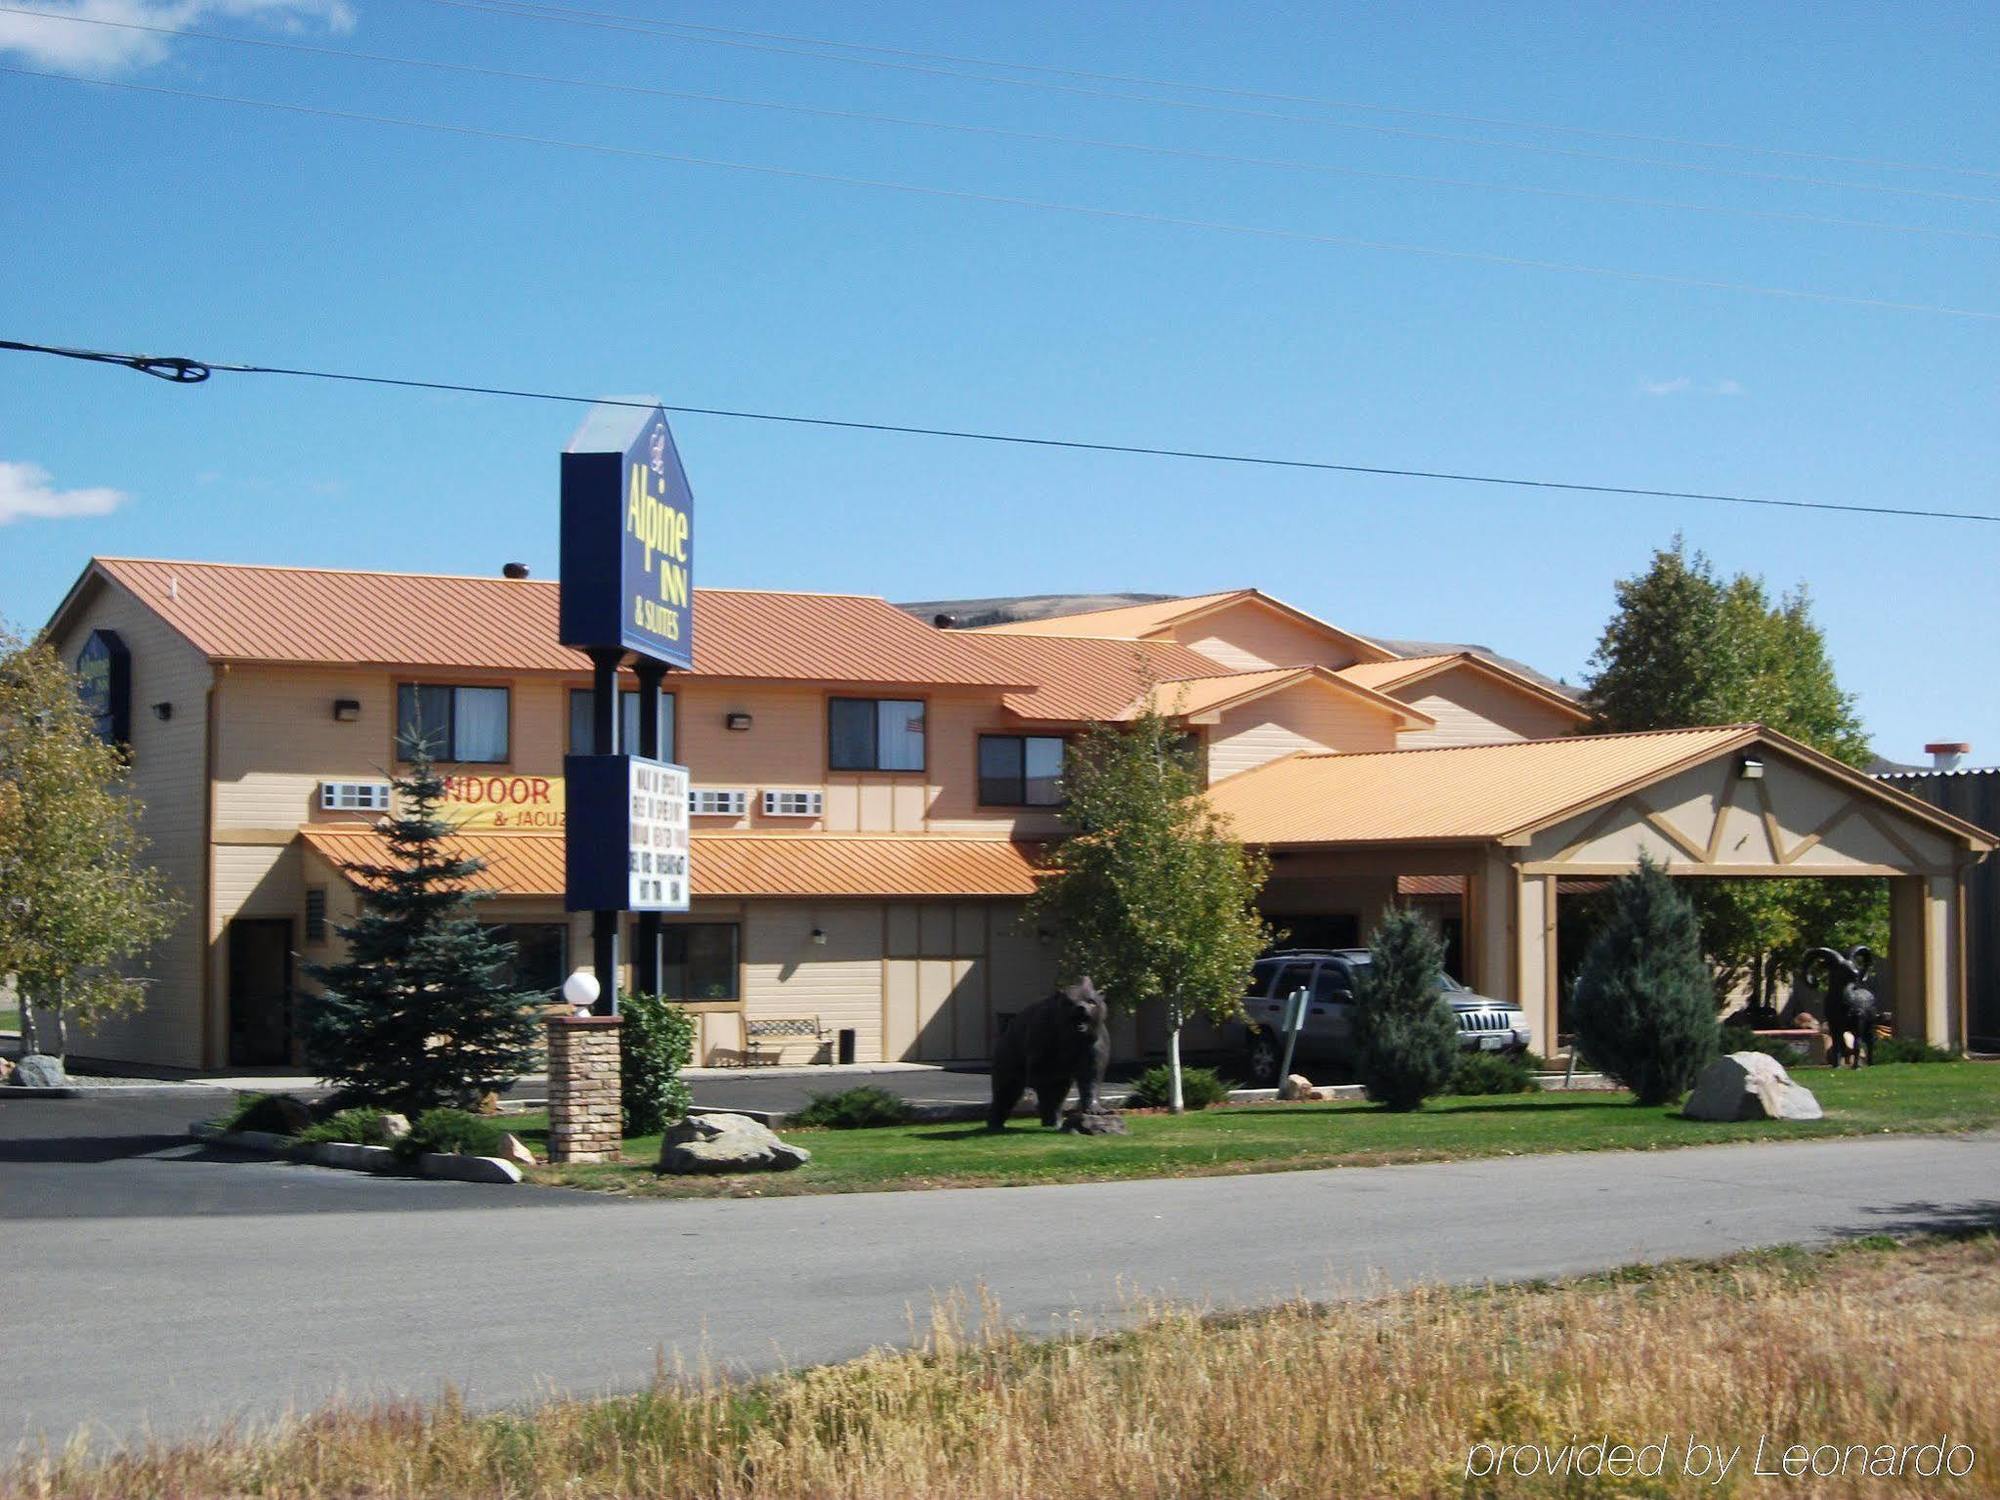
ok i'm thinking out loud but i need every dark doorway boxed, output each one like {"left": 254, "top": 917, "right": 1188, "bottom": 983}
{"left": 1266, "top": 913, "right": 1361, "bottom": 951}
{"left": 228, "top": 919, "right": 294, "bottom": 1067}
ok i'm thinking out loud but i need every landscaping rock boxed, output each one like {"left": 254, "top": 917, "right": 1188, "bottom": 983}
{"left": 475, "top": 1092, "right": 502, "bottom": 1116}
{"left": 1060, "top": 1107, "right": 1129, "bottom": 1136}
{"left": 268, "top": 1094, "right": 314, "bottom": 1134}
{"left": 498, "top": 1131, "right": 537, "bottom": 1167}
{"left": 0, "top": 1057, "right": 13, "bottom": 1084}
{"left": 658, "top": 1112, "right": 811, "bottom": 1174}
{"left": 378, "top": 1112, "right": 411, "bottom": 1140}
{"left": 1684, "top": 1052, "right": 1823, "bottom": 1123}
{"left": 11, "top": 1054, "right": 66, "bottom": 1088}
{"left": 1279, "top": 1073, "right": 1316, "bottom": 1101}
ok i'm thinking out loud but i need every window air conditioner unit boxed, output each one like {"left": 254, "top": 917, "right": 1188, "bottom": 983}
{"left": 689, "top": 788, "right": 749, "bottom": 816}
{"left": 320, "top": 780, "right": 392, "bottom": 812}
{"left": 762, "top": 789, "right": 824, "bottom": 817}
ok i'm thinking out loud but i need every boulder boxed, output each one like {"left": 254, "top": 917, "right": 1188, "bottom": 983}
{"left": 1279, "top": 1073, "right": 1317, "bottom": 1101}
{"left": 658, "top": 1113, "right": 812, "bottom": 1174}
{"left": 497, "top": 1131, "right": 537, "bottom": 1168}
{"left": 11, "top": 1054, "right": 67, "bottom": 1088}
{"left": 0, "top": 1056, "right": 14, "bottom": 1084}
{"left": 475, "top": 1091, "right": 502, "bottom": 1116}
{"left": 269, "top": 1094, "right": 314, "bottom": 1134}
{"left": 1684, "top": 1052, "right": 1823, "bottom": 1122}
{"left": 1060, "top": 1107, "right": 1129, "bottom": 1136}
{"left": 378, "top": 1112, "right": 412, "bottom": 1140}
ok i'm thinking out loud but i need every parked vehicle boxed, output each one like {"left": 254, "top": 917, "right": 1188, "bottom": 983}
{"left": 1236, "top": 948, "right": 1530, "bottom": 1086}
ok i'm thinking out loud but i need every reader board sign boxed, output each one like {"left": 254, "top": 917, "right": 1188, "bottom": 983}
{"left": 563, "top": 753, "right": 690, "bottom": 912}
{"left": 558, "top": 400, "right": 695, "bottom": 669}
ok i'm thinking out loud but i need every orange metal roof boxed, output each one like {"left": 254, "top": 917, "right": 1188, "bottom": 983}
{"left": 972, "top": 590, "right": 1247, "bottom": 638}
{"left": 1158, "top": 666, "right": 1433, "bottom": 727}
{"left": 1205, "top": 725, "right": 1999, "bottom": 849}
{"left": 300, "top": 829, "right": 1042, "bottom": 899}
{"left": 85, "top": 559, "right": 1030, "bottom": 687}
{"left": 976, "top": 634, "right": 1229, "bottom": 721}
{"left": 1337, "top": 652, "right": 1587, "bottom": 719}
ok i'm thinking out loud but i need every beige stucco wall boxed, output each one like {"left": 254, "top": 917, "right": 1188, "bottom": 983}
{"left": 45, "top": 577, "right": 214, "bottom": 1068}
{"left": 1169, "top": 599, "right": 1372, "bottom": 673}
{"left": 1206, "top": 681, "right": 1400, "bottom": 781}
{"left": 1392, "top": 666, "right": 1580, "bottom": 749}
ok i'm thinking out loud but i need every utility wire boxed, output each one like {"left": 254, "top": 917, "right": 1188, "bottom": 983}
{"left": 9, "top": 65, "right": 1995, "bottom": 325}
{"left": 426, "top": 0, "right": 2000, "bottom": 209}
{"left": 501, "top": 0, "right": 2000, "bottom": 182}
{"left": 5, "top": 338, "right": 1995, "bottom": 525}
{"left": 5, "top": 6, "right": 1991, "bottom": 244}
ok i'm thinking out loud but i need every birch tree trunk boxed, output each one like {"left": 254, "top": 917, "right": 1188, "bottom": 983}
{"left": 1167, "top": 998, "right": 1185, "bottom": 1115}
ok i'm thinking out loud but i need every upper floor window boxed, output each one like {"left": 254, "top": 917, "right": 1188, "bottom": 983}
{"left": 828, "top": 697, "right": 925, "bottom": 772}
{"left": 396, "top": 683, "right": 509, "bottom": 763}
{"left": 979, "top": 734, "right": 1066, "bottom": 806}
{"left": 568, "top": 689, "right": 676, "bottom": 758}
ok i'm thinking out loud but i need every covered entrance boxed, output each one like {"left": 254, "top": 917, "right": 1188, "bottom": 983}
{"left": 1207, "top": 726, "right": 1996, "bottom": 1053}
{"left": 227, "top": 918, "right": 294, "bottom": 1067}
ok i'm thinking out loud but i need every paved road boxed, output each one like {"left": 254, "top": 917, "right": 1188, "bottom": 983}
{"left": 4, "top": 1093, "right": 1997, "bottom": 1448}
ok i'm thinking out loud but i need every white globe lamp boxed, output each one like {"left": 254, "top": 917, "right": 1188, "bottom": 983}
{"left": 561, "top": 970, "right": 600, "bottom": 1015}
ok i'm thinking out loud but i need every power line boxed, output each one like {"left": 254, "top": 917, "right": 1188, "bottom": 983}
{"left": 10, "top": 65, "right": 1995, "bottom": 325}
{"left": 6, "top": 337, "right": 1995, "bottom": 525}
{"left": 518, "top": 0, "right": 2000, "bottom": 182}
{"left": 425, "top": 0, "right": 2000, "bottom": 210}
{"left": 5, "top": 6, "right": 1991, "bottom": 244}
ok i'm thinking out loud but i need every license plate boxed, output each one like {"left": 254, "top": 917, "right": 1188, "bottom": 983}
{"left": 1480, "top": 1035, "right": 1505, "bottom": 1051}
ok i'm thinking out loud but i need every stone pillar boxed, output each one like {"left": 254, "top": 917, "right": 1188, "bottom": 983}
{"left": 547, "top": 1014, "right": 623, "bottom": 1163}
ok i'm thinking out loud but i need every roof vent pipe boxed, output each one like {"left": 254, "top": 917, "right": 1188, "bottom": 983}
{"left": 1925, "top": 741, "right": 1971, "bottom": 772}
{"left": 502, "top": 562, "right": 531, "bottom": 580}
{"left": 932, "top": 613, "right": 957, "bottom": 629}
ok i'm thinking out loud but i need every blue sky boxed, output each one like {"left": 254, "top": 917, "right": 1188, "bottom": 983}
{"left": 2, "top": 0, "right": 1994, "bottom": 761}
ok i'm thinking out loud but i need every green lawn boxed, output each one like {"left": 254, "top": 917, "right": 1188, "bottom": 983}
{"left": 0, "top": 1007, "right": 18, "bottom": 1034}
{"left": 514, "top": 1059, "right": 2000, "bottom": 1198}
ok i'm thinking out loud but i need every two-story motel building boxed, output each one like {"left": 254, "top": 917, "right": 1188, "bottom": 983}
{"left": 43, "top": 558, "right": 1992, "bottom": 1071}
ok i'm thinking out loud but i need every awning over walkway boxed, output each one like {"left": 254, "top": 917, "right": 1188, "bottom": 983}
{"left": 298, "top": 829, "right": 1043, "bottom": 900}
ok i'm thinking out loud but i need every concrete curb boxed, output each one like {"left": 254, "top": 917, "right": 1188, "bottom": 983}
{"left": 188, "top": 1123, "right": 523, "bottom": 1184}
{"left": 1, "top": 1085, "right": 84, "bottom": 1099}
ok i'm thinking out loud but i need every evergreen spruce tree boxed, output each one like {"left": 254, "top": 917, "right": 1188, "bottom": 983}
{"left": 1350, "top": 907, "right": 1459, "bottom": 1111}
{"left": 1572, "top": 857, "right": 1719, "bottom": 1105}
{"left": 304, "top": 743, "right": 546, "bottom": 1111}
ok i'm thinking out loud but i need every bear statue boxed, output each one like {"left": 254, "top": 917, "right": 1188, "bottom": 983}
{"left": 987, "top": 977, "right": 1111, "bottom": 1130}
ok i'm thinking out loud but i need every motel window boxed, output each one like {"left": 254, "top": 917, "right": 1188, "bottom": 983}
{"left": 662, "top": 923, "right": 739, "bottom": 1002}
{"left": 304, "top": 887, "right": 328, "bottom": 946}
{"left": 483, "top": 923, "right": 568, "bottom": 999}
{"left": 396, "top": 684, "right": 510, "bottom": 764}
{"left": 978, "top": 734, "right": 1066, "bottom": 806}
{"left": 567, "top": 689, "right": 676, "bottom": 757}
{"left": 828, "top": 698, "right": 925, "bottom": 772}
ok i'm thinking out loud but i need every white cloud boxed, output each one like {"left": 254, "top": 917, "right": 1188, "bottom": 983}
{"left": 0, "top": 460, "right": 127, "bottom": 524}
{"left": 0, "top": 0, "right": 354, "bottom": 74}
{"left": 1639, "top": 376, "right": 1747, "bottom": 398}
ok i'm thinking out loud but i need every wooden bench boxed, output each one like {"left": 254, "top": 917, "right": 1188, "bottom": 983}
{"left": 742, "top": 1016, "right": 827, "bottom": 1067}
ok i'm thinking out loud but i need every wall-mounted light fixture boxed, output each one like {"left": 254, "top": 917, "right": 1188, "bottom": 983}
{"left": 150, "top": 701, "right": 173, "bottom": 721}
{"left": 810, "top": 926, "right": 827, "bottom": 945}
{"left": 725, "top": 712, "right": 753, "bottom": 732}
{"left": 1738, "top": 756, "right": 1765, "bottom": 780}
{"left": 333, "top": 698, "right": 362, "bottom": 722}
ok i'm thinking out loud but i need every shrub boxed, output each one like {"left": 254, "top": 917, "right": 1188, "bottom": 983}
{"left": 1127, "top": 1064, "right": 1231, "bottom": 1110}
{"left": 292, "top": 1107, "right": 396, "bottom": 1147}
{"left": 1873, "top": 1036, "right": 1960, "bottom": 1065}
{"left": 789, "top": 1085, "right": 915, "bottom": 1130}
{"left": 1719, "top": 1024, "right": 1808, "bottom": 1065}
{"left": 621, "top": 992, "right": 697, "bottom": 1136}
{"left": 1351, "top": 909, "right": 1459, "bottom": 1111}
{"left": 1573, "top": 856, "right": 1718, "bottom": 1106}
{"left": 397, "top": 1108, "right": 508, "bottom": 1160}
{"left": 1448, "top": 1050, "right": 1540, "bottom": 1097}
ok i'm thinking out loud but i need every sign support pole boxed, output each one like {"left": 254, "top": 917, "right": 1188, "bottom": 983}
{"left": 589, "top": 645, "right": 625, "bottom": 1016}
{"left": 633, "top": 658, "right": 667, "bottom": 998}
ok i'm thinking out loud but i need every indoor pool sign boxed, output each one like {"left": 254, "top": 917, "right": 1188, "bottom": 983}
{"left": 559, "top": 399, "right": 695, "bottom": 670}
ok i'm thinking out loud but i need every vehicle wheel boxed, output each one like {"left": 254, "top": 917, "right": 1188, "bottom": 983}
{"left": 1245, "top": 1033, "right": 1282, "bottom": 1086}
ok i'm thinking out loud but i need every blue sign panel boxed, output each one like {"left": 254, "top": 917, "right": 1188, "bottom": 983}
{"left": 559, "top": 400, "right": 694, "bottom": 669}
{"left": 564, "top": 753, "right": 691, "bottom": 913}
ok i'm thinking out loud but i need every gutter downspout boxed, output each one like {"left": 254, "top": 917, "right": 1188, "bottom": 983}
{"left": 201, "top": 668, "right": 221, "bottom": 1068}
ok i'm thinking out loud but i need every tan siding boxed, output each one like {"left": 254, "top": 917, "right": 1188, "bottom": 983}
{"left": 45, "top": 578, "right": 213, "bottom": 1067}
{"left": 1206, "top": 682, "right": 1400, "bottom": 782}
{"left": 1174, "top": 600, "right": 1364, "bottom": 673}
{"left": 1393, "top": 666, "right": 1579, "bottom": 749}
{"left": 741, "top": 901, "right": 884, "bottom": 1062}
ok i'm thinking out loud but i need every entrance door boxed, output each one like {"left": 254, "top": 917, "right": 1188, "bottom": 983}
{"left": 228, "top": 919, "right": 294, "bottom": 1067}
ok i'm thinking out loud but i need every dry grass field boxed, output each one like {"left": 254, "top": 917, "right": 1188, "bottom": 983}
{"left": 8, "top": 1233, "right": 1995, "bottom": 1499}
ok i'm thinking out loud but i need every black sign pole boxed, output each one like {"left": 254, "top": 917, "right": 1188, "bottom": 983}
{"left": 589, "top": 645, "right": 625, "bottom": 1016}
{"left": 632, "top": 657, "right": 667, "bottom": 998}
